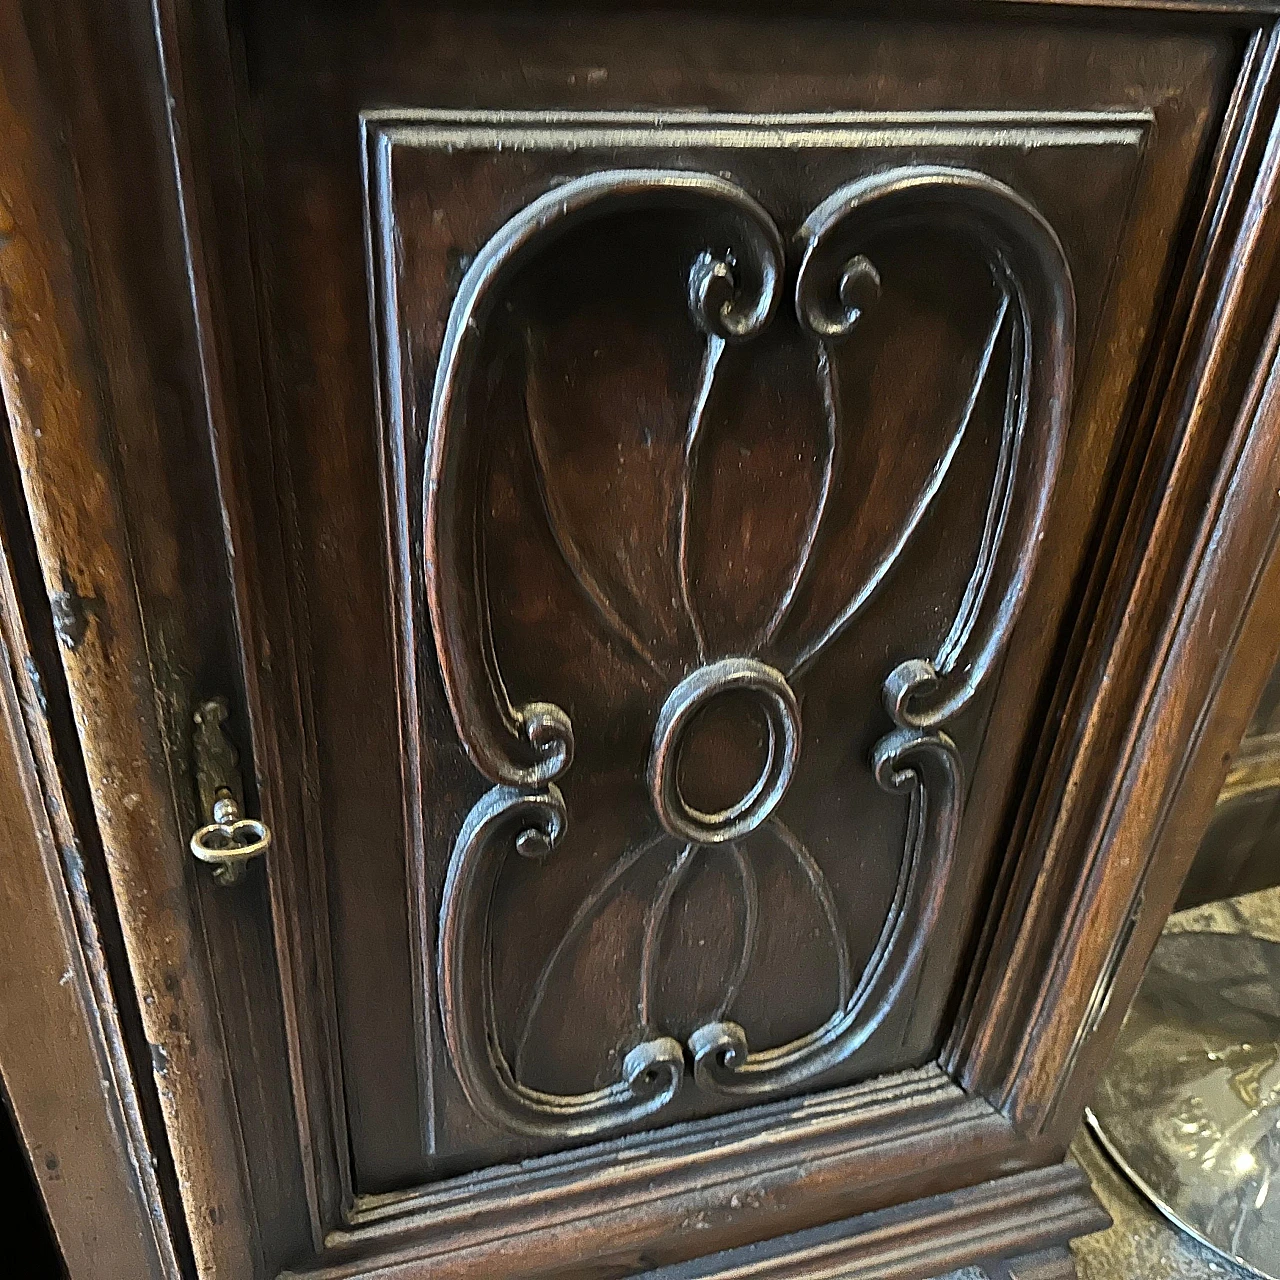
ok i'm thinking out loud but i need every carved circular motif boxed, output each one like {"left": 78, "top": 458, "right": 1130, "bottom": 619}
{"left": 648, "top": 657, "right": 800, "bottom": 844}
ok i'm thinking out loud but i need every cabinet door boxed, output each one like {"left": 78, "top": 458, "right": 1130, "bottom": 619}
{"left": 12, "top": 2, "right": 1280, "bottom": 1277}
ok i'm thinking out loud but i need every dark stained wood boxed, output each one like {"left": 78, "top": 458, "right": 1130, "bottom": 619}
{"left": 238, "top": 0, "right": 1239, "bottom": 1195}
{"left": 950, "top": 21, "right": 1280, "bottom": 1138}
{"left": 0, "top": 0, "right": 309, "bottom": 1273}
{"left": 7, "top": 2, "right": 1280, "bottom": 1279}
{"left": 0, "top": 414, "right": 181, "bottom": 1275}
{"left": 380, "top": 133, "right": 1083, "bottom": 1162}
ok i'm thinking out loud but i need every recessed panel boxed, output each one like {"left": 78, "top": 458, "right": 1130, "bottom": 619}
{"left": 368, "top": 108, "right": 1145, "bottom": 1172}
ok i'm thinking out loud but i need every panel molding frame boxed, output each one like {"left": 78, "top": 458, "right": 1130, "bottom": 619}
{"left": 385, "top": 139, "right": 1079, "bottom": 1141}
{"left": 294, "top": 1066, "right": 1034, "bottom": 1280}
{"left": 366, "top": 104, "right": 1128, "bottom": 1163}
{"left": 317, "top": 64, "right": 1280, "bottom": 1271}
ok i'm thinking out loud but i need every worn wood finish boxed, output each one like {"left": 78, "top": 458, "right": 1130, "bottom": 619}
{"left": 0, "top": 399, "right": 181, "bottom": 1279}
{"left": 241, "top": 0, "right": 1236, "bottom": 1199}
{"left": 150, "top": 0, "right": 351, "bottom": 1241}
{"left": 633, "top": 1163, "right": 1107, "bottom": 1280}
{"left": 8, "top": 2, "right": 1280, "bottom": 1279}
{"left": 0, "top": 0, "right": 312, "bottom": 1273}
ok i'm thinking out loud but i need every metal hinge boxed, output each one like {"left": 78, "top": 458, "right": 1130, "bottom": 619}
{"left": 189, "top": 697, "right": 271, "bottom": 886}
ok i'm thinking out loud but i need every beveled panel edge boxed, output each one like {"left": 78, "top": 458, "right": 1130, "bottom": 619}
{"left": 286, "top": 1065, "right": 1027, "bottom": 1280}
{"left": 366, "top": 106, "right": 1152, "bottom": 154}
{"left": 356, "top": 100, "right": 1150, "bottom": 1272}
{"left": 362, "top": 112, "right": 435, "bottom": 1164}
{"left": 992, "top": 0, "right": 1275, "bottom": 11}
{"left": 344, "top": 1064, "right": 954, "bottom": 1227}
{"left": 365, "top": 100, "right": 1143, "bottom": 1172}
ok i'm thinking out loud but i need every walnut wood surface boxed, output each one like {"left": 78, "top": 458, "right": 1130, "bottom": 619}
{"left": 5, "top": 3, "right": 1280, "bottom": 1280}
{"left": 0, "top": 405, "right": 181, "bottom": 1279}
{"left": 250, "top": 3, "right": 1233, "bottom": 1196}
{"left": 634, "top": 1162, "right": 1107, "bottom": 1280}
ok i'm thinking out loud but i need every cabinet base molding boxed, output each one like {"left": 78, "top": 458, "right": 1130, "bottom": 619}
{"left": 637, "top": 1162, "right": 1107, "bottom": 1280}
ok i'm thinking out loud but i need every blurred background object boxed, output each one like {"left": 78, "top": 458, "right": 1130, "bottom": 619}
{"left": 1175, "top": 662, "right": 1280, "bottom": 913}
{"left": 1090, "top": 653, "right": 1280, "bottom": 1279}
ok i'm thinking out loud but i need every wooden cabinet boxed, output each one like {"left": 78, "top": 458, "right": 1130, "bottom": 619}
{"left": 4, "top": 3, "right": 1280, "bottom": 1278}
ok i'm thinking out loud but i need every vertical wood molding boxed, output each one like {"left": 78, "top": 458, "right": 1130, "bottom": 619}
{"left": 0, "top": 2, "right": 256, "bottom": 1273}
{"left": 150, "top": 0, "right": 350, "bottom": 1241}
{"left": 952, "top": 23, "right": 1280, "bottom": 1134}
{"left": 0, "top": 424, "right": 181, "bottom": 1277}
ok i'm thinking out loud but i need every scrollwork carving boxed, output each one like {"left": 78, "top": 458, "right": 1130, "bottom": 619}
{"left": 425, "top": 162, "right": 1076, "bottom": 1138}
{"left": 438, "top": 783, "right": 685, "bottom": 1136}
{"left": 688, "top": 729, "right": 962, "bottom": 1096}
{"left": 425, "top": 169, "right": 784, "bottom": 789}
{"left": 793, "top": 166, "right": 1075, "bottom": 724}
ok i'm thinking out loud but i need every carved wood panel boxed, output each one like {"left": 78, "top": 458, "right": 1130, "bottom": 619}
{"left": 367, "top": 108, "right": 1148, "bottom": 1169}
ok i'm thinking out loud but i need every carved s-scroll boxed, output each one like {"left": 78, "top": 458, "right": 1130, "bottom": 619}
{"left": 437, "top": 784, "right": 685, "bottom": 1137}
{"left": 425, "top": 170, "right": 785, "bottom": 788}
{"left": 690, "top": 729, "right": 963, "bottom": 1095}
{"left": 792, "top": 166, "right": 1075, "bottom": 725}
{"left": 428, "top": 171, "right": 785, "bottom": 1135}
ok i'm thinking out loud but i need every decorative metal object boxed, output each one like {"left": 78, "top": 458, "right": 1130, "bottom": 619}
{"left": 423, "top": 164, "right": 1075, "bottom": 1137}
{"left": 189, "top": 697, "right": 271, "bottom": 886}
{"left": 1089, "top": 926, "right": 1280, "bottom": 1279}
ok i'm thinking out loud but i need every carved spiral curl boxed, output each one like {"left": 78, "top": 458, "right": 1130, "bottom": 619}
{"left": 687, "top": 247, "right": 781, "bottom": 343}
{"left": 622, "top": 1036, "right": 686, "bottom": 1100}
{"left": 440, "top": 783, "right": 694, "bottom": 1137}
{"left": 684, "top": 727, "right": 962, "bottom": 1098}
{"left": 882, "top": 658, "right": 942, "bottom": 732}
{"left": 795, "top": 251, "right": 883, "bottom": 339}
{"left": 688, "top": 1020, "right": 749, "bottom": 1090}
{"left": 509, "top": 701, "right": 575, "bottom": 792}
